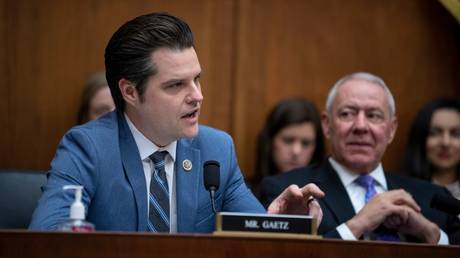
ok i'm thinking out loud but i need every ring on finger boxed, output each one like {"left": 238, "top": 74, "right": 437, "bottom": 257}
{"left": 306, "top": 196, "right": 316, "bottom": 206}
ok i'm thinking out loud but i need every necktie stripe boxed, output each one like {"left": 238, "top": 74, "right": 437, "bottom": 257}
{"left": 150, "top": 179, "right": 168, "bottom": 202}
{"left": 154, "top": 161, "right": 165, "bottom": 169}
{"left": 149, "top": 194, "right": 170, "bottom": 225}
{"left": 147, "top": 221, "right": 156, "bottom": 232}
{"left": 153, "top": 169, "right": 168, "bottom": 194}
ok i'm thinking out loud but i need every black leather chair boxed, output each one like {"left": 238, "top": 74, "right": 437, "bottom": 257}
{"left": 0, "top": 170, "right": 47, "bottom": 229}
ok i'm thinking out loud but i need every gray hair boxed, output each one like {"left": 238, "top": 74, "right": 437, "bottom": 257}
{"left": 325, "top": 72, "right": 396, "bottom": 116}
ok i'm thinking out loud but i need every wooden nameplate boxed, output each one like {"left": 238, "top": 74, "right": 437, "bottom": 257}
{"left": 214, "top": 212, "right": 320, "bottom": 238}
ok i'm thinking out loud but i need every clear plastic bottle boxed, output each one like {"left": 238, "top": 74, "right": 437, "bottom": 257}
{"left": 57, "top": 185, "right": 95, "bottom": 232}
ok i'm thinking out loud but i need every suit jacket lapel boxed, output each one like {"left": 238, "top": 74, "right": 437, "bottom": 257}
{"left": 315, "top": 161, "right": 356, "bottom": 224}
{"left": 385, "top": 173, "right": 418, "bottom": 203}
{"left": 385, "top": 173, "right": 401, "bottom": 190}
{"left": 175, "top": 138, "right": 200, "bottom": 232}
{"left": 117, "top": 112, "right": 148, "bottom": 231}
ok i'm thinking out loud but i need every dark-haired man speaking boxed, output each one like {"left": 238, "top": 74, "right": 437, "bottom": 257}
{"left": 30, "top": 12, "right": 323, "bottom": 233}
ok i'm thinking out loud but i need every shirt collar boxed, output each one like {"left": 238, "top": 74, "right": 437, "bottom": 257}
{"left": 329, "top": 157, "right": 387, "bottom": 190}
{"left": 124, "top": 113, "right": 177, "bottom": 162}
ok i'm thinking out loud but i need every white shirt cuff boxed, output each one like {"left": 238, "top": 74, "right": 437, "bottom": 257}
{"left": 438, "top": 229, "right": 449, "bottom": 245}
{"left": 337, "top": 225, "right": 449, "bottom": 244}
{"left": 337, "top": 223, "right": 357, "bottom": 240}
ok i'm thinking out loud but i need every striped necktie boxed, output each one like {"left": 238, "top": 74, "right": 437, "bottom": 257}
{"left": 148, "top": 151, "right": 170, "bottom": 232}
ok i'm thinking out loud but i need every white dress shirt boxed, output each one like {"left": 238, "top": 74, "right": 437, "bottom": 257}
{"left": 125, "top": 113, "right": 178, "bottom": 233}
{"left": 329, "top": 157, "right": 448, "bottom": 244}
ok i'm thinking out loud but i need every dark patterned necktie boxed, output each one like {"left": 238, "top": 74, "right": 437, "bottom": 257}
{"left": 148, "top": 151, "right": 170, "bottom": 232}
{"left": 355, "top": 175, "right": 400, "bottom": 242}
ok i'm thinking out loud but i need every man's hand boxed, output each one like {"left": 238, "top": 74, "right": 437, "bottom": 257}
{"left": 267, "top": 183, "right": 325, "bottom": 226}
{"left": 384, "top": 208, "right": 440, "bottom": 244}
{"left": 346, "top": 189, "right": 421, "bottom": 239}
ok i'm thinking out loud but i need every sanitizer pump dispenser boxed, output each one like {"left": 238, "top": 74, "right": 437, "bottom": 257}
{"left": 58, "top": 185, "right": 95, "bottom": 232}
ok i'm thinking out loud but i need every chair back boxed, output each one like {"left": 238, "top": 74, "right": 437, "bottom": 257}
{"left": 0, "top": 170, "right": 47, "bottom": 229}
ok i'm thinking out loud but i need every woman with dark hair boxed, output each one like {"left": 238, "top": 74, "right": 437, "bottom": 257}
{"left": 403, "top": 98, "right": 460, "bottom": 199}
{"left": 76, "top": 72, "right": 115, "bottom": 124}
{"left": 251, "top": 97, "right": 325, "bottom": 193}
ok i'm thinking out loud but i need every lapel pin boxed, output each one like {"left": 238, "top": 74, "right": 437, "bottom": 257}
{"left": 182, "top": 159, "right": 192, "bottom": 171}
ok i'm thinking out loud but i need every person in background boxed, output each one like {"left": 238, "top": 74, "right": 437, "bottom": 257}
{"left": 259, "top": 72, "right": 460, "bottom": 244}
{"left": 403, "top": 98, "right": 460, "bottom": 199}
{"left": 76, "top": 72, "right": 115, "bottom": 124}
{"left": 251, "top": 98, "right": 324, "bottom": 193}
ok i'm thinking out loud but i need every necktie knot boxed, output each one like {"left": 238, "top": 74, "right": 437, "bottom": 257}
{"left": 150, "top": 151, "right": 168, "bottom": 165}
{"left": 150, "top": 151, "right": 168, "bottom": 177}
{"left": 355, "top": 175, "right": 375, "bottom": 189}
{"left": 355, "top": 175, "right": 377, "bottom": 204}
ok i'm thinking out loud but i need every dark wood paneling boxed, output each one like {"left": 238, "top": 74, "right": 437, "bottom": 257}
{"left": 0, "top": 1, "right": 8, "bottom": 168}
{"left": 233, "top": 0, "right": 460, "bottom": 179}
{"left": 1, "top": 0, "right": 459, "bottom": 179}
{"left": 0, "top": 0, "right": 235, "bottom": 170}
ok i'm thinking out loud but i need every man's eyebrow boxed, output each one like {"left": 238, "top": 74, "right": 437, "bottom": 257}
{"left": 160, "top": 72, "right": 202, "bottom": 86}
{"left": 338, "top": 105, "right": 358, "bottom": 110}
{"left": 161, "top": 78, "right": 183, "bottom": 86}
{"left": 364, "top": 107, "right": 385, "bottom": 113}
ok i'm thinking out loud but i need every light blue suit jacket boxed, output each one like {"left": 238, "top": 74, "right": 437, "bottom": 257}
{"left": 29, "top": 111, "right": 265, "bottom": 232}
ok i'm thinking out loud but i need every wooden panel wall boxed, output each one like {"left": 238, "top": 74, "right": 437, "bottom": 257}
{"left": 1, "top": 0, "right": 459, "bottom": 181}
{"left": 233, "top": 0, "right": 460, "bottom": 178}
{"left": 0, "top": 0, "right": 236, "bottom": 170}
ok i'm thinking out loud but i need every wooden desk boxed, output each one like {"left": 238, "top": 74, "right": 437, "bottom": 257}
{"left": 0, "top": 230, "right": 458, "bottom": 258}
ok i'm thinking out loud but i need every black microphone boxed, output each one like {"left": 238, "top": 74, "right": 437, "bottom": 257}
{"left": 203, "top": 160, "right": 220, "bottom": 214}
{"left": 430, "top": 192, "right": 460, "bottom": 216}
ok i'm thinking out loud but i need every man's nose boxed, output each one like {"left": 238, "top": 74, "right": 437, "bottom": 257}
{"left": 352, "top": 112, "right": 369, "bottom": 132}
{"left": 186, "top": 82, "right": 203, "bottom": 104}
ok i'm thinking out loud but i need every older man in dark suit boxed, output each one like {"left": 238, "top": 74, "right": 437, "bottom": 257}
{"left": 259, "top": 72, "right": 460, "bottom": 244}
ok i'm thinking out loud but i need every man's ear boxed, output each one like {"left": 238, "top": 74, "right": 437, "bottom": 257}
{"left": 321, "top": 111, "right": 331, "bottom": 140}
{"left": 119, "top": 78, "right": 138, "bottom": 107}
{"left": 387, "top": 116, "right": 398, "bottom": 144}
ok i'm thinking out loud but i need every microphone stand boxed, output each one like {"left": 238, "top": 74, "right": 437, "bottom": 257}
{"left": 209, "top": 186, "right": 217, "bottom": 214}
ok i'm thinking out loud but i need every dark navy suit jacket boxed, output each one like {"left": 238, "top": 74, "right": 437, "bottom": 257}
{"left": 259, "top": 160, "right": 460, "bottom": 244}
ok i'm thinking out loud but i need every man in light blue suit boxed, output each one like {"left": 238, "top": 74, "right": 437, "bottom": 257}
{"left": 29, "top": 12, "right": 324, "bottom": 232}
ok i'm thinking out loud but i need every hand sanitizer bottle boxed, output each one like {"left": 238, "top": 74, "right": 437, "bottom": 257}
{"left": 58, "top": 185, "right": 95, "bottom": 232}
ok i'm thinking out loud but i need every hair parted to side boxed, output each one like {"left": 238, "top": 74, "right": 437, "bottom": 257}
{"left": 325, "top": 72, "right": 396, "bottom": 117}
{"left": 105, "top": 12, "right": 194, "bottom": 111}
